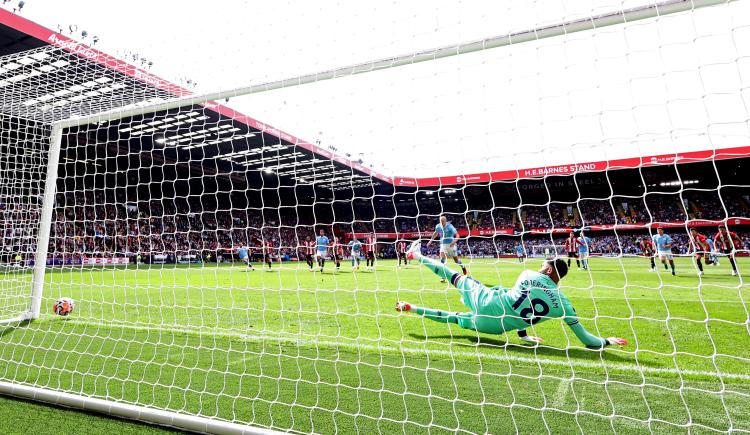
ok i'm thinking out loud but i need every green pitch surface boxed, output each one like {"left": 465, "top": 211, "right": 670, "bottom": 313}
{"left": 0, "top": 257, "right": 748, "bottom": 434}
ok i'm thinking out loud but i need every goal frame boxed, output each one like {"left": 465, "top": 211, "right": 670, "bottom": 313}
{"left": 2, "top": 0, "right": 730, "bottom": 432}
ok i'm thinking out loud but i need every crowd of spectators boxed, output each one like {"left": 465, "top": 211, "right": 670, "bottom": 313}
{"left": 384, "top": 193, "right": 749, "bottom": 234}
{"left": 447, "top": 231, "right": 750, "bottom": 258}
{"left": 1, "top": 189, "right": 748, "bottom": 263}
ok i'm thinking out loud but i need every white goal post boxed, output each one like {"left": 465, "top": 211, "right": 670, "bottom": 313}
{"left": 0, "top": 0, "right": 747, "bottom": 433}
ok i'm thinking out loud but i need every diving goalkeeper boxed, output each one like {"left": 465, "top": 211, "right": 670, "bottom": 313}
{"left": 396, "top": 241, "right": 627, "bottom": 349}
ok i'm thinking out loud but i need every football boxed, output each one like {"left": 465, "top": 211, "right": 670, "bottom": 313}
{"left": 53, "top": 297, "right": 74, "bottom": 316}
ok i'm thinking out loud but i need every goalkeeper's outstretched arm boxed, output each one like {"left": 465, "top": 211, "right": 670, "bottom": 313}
{"left": 516, "top": 323, "right": 625, "bottom": 348}
{"left": 563, "top": 310, "right": 627, "bottom": 349}
{"left": 565, "top": 318, "right": 608, "bottom": 348}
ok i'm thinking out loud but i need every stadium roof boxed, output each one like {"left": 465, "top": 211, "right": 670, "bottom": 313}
{"left": 1, "top": 4, "right": 749, "bottom": 190}
{"left": 0, "top": 9, "right": 387, "bottom": 191}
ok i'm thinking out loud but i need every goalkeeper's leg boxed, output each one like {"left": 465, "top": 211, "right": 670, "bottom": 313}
{"left": 408, "top": 241, "right": 483, "bottom": 293}
{"left": 395, "top": 302, "right": 477, "bottom": 330}
{"left": 412, "top": 250, "right": 459, "bottom": 282}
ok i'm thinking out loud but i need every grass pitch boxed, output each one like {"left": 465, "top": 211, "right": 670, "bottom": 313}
{"left": 0, "top": 256, "right": 748, "bottom": 434}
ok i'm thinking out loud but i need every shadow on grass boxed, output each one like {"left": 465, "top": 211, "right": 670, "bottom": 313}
{"left": 0, "top": 319, "right": 31, "bottom": 338}
{"left": 408, "top": 332, "right": 631, "bottom": 362}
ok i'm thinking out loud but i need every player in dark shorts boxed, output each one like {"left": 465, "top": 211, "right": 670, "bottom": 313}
{"left": 396, "top": 240, "right": 408, "bottom": 268}
{"left": 689, "top": 228, "right": 714, "bottom": 276}
{"left": 263, "top": 240, "right": 274, "bottom": 270}
{"left": 301, "top": 237, "right": 315, "bottom": 271}
{"left": 332, "top": 237, "right": 343, "bottom": 271}
{"left": 564, "top": 232, "right": 580, "bottom": 270}
{"left": 365, "top": 233, "right": 376, "bottom": 270}
{"left": 714, "top": 225, "right": 741, "bottom": 276}
{"left": 639, "top": 237, "right": 656, "bottom": 271}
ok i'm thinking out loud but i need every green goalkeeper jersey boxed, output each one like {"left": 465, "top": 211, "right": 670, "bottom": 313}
{"left": 468, "top": 270, "right": 607, "bottom": 348}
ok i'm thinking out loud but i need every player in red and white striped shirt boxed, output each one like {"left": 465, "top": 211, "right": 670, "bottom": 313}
{"left": 263, "top": 240, "right": 274, "bottom": 270}
{"left": 689, "top": 228, "right": 713, "bottom": 276}
{"left": 714, "top": 226, "right": 741, "bottom": 276}
{"left": 364, "top": 233, "right": 376, "bottom": 270}
{"left": 332, "top": 236, "right": 344, "bottom": 271}
{"left": 639, "top": 237, "right": 656, "bottom": 271}
{"left": 564, "top": 232, "right": 580, "bottom": 270}
{"left": 300, "top": 237, "right": 316, "bottom": 271}
{"left": 396, "top": 240, "right": 408, "bottom": 268}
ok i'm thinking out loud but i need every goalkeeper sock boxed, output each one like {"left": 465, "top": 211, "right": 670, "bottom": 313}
{"left": 419, "top": 256, "right": 460, "bottom": 282}
{"left": 415, "top": 306, "right": 459, "bottom": 325}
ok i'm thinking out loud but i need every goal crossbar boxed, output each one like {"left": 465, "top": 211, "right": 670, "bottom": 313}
{"left": 54, "top": 0, "right": 727, "bottom": 130}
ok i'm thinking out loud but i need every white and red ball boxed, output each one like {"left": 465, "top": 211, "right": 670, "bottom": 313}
{"left": 53, "top": 297, "right": 74, "bottom": 316}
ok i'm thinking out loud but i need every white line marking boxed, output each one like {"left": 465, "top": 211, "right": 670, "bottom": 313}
{"left": 553, "top": 378, "right": 572, "bottom": 407}
{"left": 566, "top": 295, "right": 743, "bottom": 304}
{"left": 57, "top": 320, "right": 750, "bottom": 382}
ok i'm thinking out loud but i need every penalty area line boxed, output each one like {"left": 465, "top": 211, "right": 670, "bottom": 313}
{"left": 62, "top": 319, "right": 750, "bottom": 382}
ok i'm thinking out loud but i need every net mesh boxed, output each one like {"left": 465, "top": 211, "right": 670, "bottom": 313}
{"left": 0, "top": 114, "right": 48, "bottom": 319}
{"left": 0, "top": 2, "right": 749, "bottom": 433}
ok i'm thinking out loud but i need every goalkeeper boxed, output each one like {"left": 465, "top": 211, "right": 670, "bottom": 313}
{"left": 396, "top": 242, "right": 627, "bottom": 349}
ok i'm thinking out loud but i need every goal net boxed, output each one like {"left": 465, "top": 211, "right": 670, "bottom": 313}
{"left": 0, "top": 1, "right": 749, "bottom": 433}
{"left": 0, "top": 116, "right": 49, "bottom": 322}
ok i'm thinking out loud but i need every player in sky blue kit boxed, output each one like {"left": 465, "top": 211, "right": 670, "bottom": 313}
{"left": 515, "top": 243, "right": 525, "bottom": 263}
{"left": 706, "top": 236, "right": 718, "bottom": 266}
{"left": 396, "top": 241, "right": 627, "bottom": 348}
{"left": 652, "top": 227, "right": 675, "bottom": 275}
{"left": 348, "top": 237, "right": 362, "bottom": 270}
{"left": 576, "top": 231, "right": 592, "bottom": 271}
{"left": 236, "top": 246, "right": 254, "bottom": 270}
{"left": 315, "top": 229, "right": 330, "bottom": 272}
{"left": 428, "top": 215, "right": 467, "bottom": 282}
